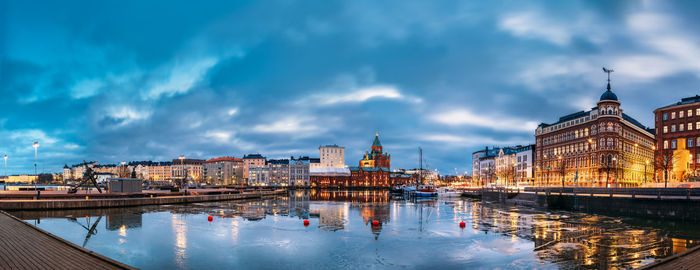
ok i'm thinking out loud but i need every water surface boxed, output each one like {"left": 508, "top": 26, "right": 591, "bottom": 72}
{"left": 11, "top": 190, "right": 699, "bottom": 269}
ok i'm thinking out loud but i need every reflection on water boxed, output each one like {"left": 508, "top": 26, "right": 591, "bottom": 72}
{"left": 10, "top": 190, "right": 699, "bottom": 269}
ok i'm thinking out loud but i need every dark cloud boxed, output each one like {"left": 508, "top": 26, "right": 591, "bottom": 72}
{"left": 2, "top": 0, "right": 700, "bottom": 175}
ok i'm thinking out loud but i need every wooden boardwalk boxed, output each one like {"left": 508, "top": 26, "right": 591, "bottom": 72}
{"left": 640, "top": 245, "right": 700, "bottom": 270}
{"left": 0, "top": 211, "right": 135, "bottom": 270}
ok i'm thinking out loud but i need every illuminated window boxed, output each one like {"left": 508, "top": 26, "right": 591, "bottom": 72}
{"left": 689, "top": 123, "right": 693, "bottom": 131}
{"left": 672, "top": 112, "right": 676, "bottom": 119}
{"left": 680, "top": 124, "right": 685, "bottom": 132}
{"left": 664, "top": 126, "right": 668, "bottom": 133}
{"left": 664, "top": 140, "right": 668, "bottom": 149}
{"left": 689, "top": 109, "right": 693, "bottom": 117}
{"left": 680, "top": 111, "right": 685, "bottom": 118}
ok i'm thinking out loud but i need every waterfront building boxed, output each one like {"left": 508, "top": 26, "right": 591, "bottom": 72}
{"left": 248, "top": 166, "right": 269, "bottom": 186}
{"left": 95, "top": 172, "right": 117, "bottom": 183}
{"left": 243, "top": 154, "right": 266, "bottom": 179}
{"left": 65, "top": 161, "right": 98, "bottom": 180}
{"left": 653, "top": 95, "right": 700, "bottom": 184}
{"left": 534, "top": 81, "right": 654, "bottom": 187}
{"left": 471, "top": 147, "right": 498, "bottom": 186}
{"left": 203, "top": 157, "right": 244, "bottom": 186}
{"left": 62, "top": 165, "right": 72, "bottom": 180}
{"left": 402, "top": 168, "right": 438, "bottom": 184}
{"left": 290, "top": 156, "right": 320, "bottom": 168}
{"left": 319, "top": 144, "right": 345, "bottom": 168}
{"left": 515, "top": 144, "right": 536, "bottom": 185}
{"left": 389, "top": 172, "right": 414, "bottom": 186}
{"left": 359, "top": 134, "right": 391, "bottom": 169}
{"left": 495, "top": 147, "right": 518, "bottom": 186}
{"left": 349, "top": 167, "right": 390, "bottom": 187}
{"left": 309, "top": 167, "right": 351, "bottom": 187}
{"left": 171, "top": 158, "right": 204, "bottom": 181}
{"left": 147, "top": 162, "right": 172, "bottom": 181}
{"left": 267, "top": 159, "right": 291, "bottom": 186}
{"left": 289, "top": 159, "right": 310, "bottom": 186}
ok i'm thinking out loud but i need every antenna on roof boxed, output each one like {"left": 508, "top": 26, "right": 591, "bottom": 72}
{"left": 602, "top": 67, "right": 614, "bottom": 91}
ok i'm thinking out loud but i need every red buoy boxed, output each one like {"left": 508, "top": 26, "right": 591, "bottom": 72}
{"left": 372, "top": 220, "right": 379, "bottom": 226}
{"left": 459, "top": 221, "right": 466, "bottom": 228}
{"left": 208, "top": 216, "right": 213, "bottom": 222}
{"left": 303, "top": 219, "right": 310, "bottom": 226}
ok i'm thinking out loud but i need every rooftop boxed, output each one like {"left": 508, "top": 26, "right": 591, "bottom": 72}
{"left": 656, "top": 95, "right": 700, "bottom": 110}
{"left": 205, "top": 157, "right": 243, "bottom": 163}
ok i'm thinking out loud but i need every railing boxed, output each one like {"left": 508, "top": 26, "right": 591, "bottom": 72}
{"left": 524, "top": 187, "right": 700, "bottom": 198}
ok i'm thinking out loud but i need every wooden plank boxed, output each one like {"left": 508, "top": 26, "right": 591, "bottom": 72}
{"left": 0, "top": 211, "right": 136, "bottom": 270}
{"left": 641, "top": 244, "right": 700, "bottom": 269}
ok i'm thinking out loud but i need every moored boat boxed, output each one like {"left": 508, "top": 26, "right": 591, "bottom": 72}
{"left": 437, "top": 187, "right": 461, "bottom": 197}
{"left": 414, "top": 185, "right": 437, "bottom": 197}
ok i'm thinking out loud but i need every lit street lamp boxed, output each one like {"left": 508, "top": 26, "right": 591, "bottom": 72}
{"left": 645, "top": 159, "right": 649, "bottom": 184}
{"left": 33, "top": 141, "right": 40, "bottom": 199}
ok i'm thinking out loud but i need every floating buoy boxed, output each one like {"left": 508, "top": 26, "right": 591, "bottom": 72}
{"left": 208, "top": 216, "right": 213, "bottom": 222}
{"left": 372, "top": 220, "right": 379, "bottom": 226}
{"left": 459, "top": 221, "right": 466, "bottom": 228}
{"left": 303, "top": 219, "right": 310, "bottom": 226}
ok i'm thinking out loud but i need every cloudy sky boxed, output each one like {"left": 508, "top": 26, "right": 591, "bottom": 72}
{"left": 1, "top": 0, "right": 700, "bottom": 175}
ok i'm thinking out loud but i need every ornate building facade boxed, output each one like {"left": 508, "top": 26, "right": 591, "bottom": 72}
{"left": 535, "top": 82, "right": 655, "bottom": 187}
{"left": 359, "top": 134, "right": 391, "bottom": 169}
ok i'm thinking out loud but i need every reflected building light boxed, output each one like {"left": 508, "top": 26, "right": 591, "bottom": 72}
{"left": 172, "top": 215, "right": 188, "bottom": 268}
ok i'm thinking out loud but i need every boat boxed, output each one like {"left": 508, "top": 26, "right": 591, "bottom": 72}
{"left": 390, "top": 185, "right": 404, "bottom": 194}
{"left": 437, "top": 187, "right": 461, "bottom": 197}
{"left": 414, "top": 185, "right": 438, "bottom": 197}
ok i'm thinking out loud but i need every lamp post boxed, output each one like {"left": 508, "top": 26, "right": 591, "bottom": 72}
{"left": 558, "top": 156, "right": 564, "bottom": 188}
{"left": 688, "top": 154, "right": 693, "bottom": 182}
{"left": 3, "top": 155, "right": 6, "bottom": 191}
{"left": 645, "top": 159, "right": 649, "bottom": 184}
{"left": 178, "top": 155, "right": 187, "bottom": 191}
{"left": 33, "top": 141, "right": 39, "bottom": 199}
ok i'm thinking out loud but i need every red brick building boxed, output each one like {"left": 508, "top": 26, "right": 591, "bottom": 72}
{"left": 653, "top": 95, "right": 700, "bottom": 183}
{"left": 349, "top": 167, "right": 390, "bottom": 187}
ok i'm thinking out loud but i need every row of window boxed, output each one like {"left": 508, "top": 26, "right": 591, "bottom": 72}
{"left": 662, "top": 122, "right": 700, "bottom": 133}
{"left": 663, "top": 137, "right": 700, "bottom": 149}
{"left": 662, "top": 108, "right": 700, "bottom": 121}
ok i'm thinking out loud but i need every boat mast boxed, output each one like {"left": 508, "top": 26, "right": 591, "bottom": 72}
{"left": 418, "top": 147, "right": 422, "bottom": 185}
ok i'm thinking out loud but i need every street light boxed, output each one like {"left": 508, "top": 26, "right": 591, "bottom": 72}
{"left": 3, "top": 155, "right": 6, "bottom": 191}
{"left": 645, "top": 159, "right": 649, "bottom": 184}
{"left": 178, "top": 155, "right": 186, "bottom": 190}
{"left": 33, "top": 141, "right": 39, "bottom": 199}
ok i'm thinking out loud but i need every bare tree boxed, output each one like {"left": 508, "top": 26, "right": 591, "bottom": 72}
{"left": 655, "top": 149, "right": 673, "bottom": 188}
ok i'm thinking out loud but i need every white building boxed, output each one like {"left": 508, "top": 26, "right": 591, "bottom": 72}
{"left": 319, "top": 144, "right": 345, "bottom": 168}
{"left": 515, "top": 145, "right": 535, "bottom": 185}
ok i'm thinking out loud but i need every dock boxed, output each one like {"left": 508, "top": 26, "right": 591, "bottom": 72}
{"left": 640, "top": 245, "right": 700, "bottom": 269}
{"left": 0, "top": 210, "right": 135, "bottom": 269}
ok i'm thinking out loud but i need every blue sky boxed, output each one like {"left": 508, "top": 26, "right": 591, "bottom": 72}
{"left": 2, "top": 0, "right": 700, "bottom": 175}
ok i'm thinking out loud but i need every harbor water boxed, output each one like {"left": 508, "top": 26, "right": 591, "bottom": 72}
{"left": 9, "top": 190, "right": 699, "bottom": 269}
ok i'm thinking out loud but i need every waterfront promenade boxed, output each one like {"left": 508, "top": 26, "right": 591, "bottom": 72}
{"left": 642, "top": 245, "right": 700, "bottom": 269}
{"left": 0, "top": 189, "right": 285, "bottom": 211}
{"left": 0, "top": 210, "right": 134, "bottom": 269}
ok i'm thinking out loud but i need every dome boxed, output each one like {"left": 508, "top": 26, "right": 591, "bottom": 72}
{"left": 600, "top": 89, "right": 618, "bottom": 101}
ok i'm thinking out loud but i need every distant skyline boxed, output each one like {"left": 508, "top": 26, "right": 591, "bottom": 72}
{"left": 2, "top": 1, "right": 700, "bottom": 175}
